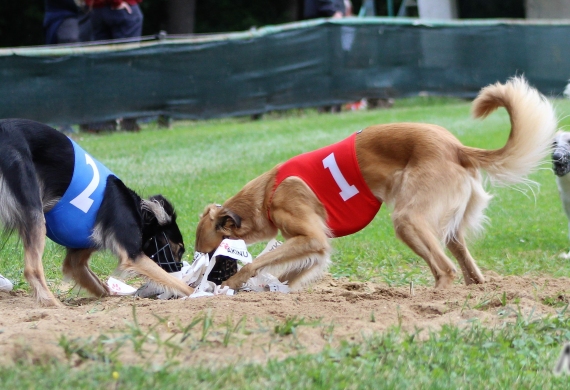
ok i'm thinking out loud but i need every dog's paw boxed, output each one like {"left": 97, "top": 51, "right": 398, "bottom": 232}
{"left": 222, "top": 264, "right": 255, "bottom": 290}
{"left": 39, "top": 297, "right": 64, "bottom": 308}
{"left": 559, "top": 252, "right": 570, "bottom": 260}
{"left": 221, "top": 275, "right": 248, "bottom": 290}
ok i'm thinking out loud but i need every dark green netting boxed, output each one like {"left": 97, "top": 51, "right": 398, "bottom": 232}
{"left": 1, "top": 18, "right": 569, "bottom": 125}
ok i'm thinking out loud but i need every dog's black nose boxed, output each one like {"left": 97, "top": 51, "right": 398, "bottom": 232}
{"left": 553, "top": 151, "right": 564, "bottom": 161}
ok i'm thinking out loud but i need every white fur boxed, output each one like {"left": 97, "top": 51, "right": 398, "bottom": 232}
{"left": 472, "top": 76, "right": 558, "bottom": 186}
{"left": 264, "top": 252, "right": 331, "bottom": 291}
{"left": 554, "top": 131, "right": 570, "bottom": 258}
{"left": 556, "top": 174, "right": 570, "bottom": 259}
{"left": 141, "top": 198, "right": 171, "bottom": 225}
{"left": 0, "top": 174, "right": 24, "bottom": 231}
{"left": 556, "top": 180, "right": 570, "bottom": 205}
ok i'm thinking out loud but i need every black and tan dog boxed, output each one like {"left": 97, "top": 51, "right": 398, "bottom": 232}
{"left": 195, "top": 77, "right": 557, "bottom": 291}
{"left": 0, "top": 119, "right": 194, "bottom": 306}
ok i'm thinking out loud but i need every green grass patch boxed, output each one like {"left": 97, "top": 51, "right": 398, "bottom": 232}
{"left": 4, "top": 97, "right": 570, "bottom": 288}
{"left": 3, "top": 97, "right": 570, "bottom": 385}
{"left": 2, "top": 308, "right": 570, "bottom": 389}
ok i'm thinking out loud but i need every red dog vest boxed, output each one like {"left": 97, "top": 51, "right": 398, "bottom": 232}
{"left": 270, "top": 132, "right": 382, "bottom": 237}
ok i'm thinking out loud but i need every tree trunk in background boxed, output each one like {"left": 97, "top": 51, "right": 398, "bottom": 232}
{"left": 167, "top": 0, "right": 196, "bottom": 34}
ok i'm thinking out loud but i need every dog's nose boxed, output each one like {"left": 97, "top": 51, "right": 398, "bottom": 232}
{"left": 553, "top": 151, "right": 564, "bottom": 161}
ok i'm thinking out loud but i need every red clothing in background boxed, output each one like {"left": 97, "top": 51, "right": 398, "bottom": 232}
{"left": 86, "top": 0, "right": 141, "bottom": 8}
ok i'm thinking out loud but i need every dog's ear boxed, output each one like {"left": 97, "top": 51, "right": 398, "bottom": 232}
{"left": 215, "top": 208, "right": 242, "bottom": 232}
{"left": 141, "top": 196, "right": 174, "bottom": 226}
{"left": 150, "top": 195, "right": 176, "bottom": 219}
{"left": 200, "top": 204, "right": 222, "bottom": 220}
{"left": 198, "top": 204, "right": 241, "bottom": 232}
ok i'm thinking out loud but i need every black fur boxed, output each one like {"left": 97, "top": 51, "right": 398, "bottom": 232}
{"left": 0, "top": 119, "right": 72, "bottom": 244}
{"left": 0, "top": 118, "right": 185, "bottom": 304}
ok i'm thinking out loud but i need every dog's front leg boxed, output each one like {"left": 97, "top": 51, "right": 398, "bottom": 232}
{"left": 120, "top": 253, "right": 194, "bottom": 297}
{"left": 556, "top": 176, "right": 570, "bottom": 258}
{"left": 222, "top": 263, "right": 257, "bottom": 290}
{"left": 222, "top": 234, "right": 331, "bottom": 291}
{"left": 562, "top": 195, "right": 570, "bottom": 259}
{"left": 221, "top": 176, "right": 331, "bottom": 291}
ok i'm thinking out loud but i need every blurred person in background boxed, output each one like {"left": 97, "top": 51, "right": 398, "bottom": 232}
{"left": 84, "top": 0, "right": 143, "bottom": 131}
{"left": 44, "top": 1, "right": 92, "bottom": 133}
{"left": 344, "top": 0, "right": 353, "bottom": 16}
{"left": 303, "top": 0, "right": 346, "bottom": 19}
{"left": 86, "top": 0, "right": 143, "bottom": 41}
{"left": 44, "top": 0, "right": 92, "bottom": 45}
{"left": 303, "top": 0, "right": 350, "bottom": 114}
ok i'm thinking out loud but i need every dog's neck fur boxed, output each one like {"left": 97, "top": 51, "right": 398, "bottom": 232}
{"left": 556, "top": 173, "right": 570, "bottom": 224}
{"left": 556, "top": 174, "right": 570, "bottom": 192}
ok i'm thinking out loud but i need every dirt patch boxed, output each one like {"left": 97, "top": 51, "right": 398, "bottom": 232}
{"left": 1, "top": 272, "right": 569, "bottom": 367}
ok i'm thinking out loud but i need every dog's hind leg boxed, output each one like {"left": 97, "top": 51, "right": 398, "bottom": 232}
{"left": 446, "top": 175, "right": 488, "bottom": 285}
{"left": 62, "top": 248, "right": 109, "bottom": 297}
{"left": 393, "top": 212, "right": 457, "bottom": 288}
{"left": 1, "top": 154, "right": 60, "bottom": 306}
{"left": 22, "top": 218, "right": 62, "bottom": 306}
{"left": 446, "top": 233, "right": 485, "bottom": 285}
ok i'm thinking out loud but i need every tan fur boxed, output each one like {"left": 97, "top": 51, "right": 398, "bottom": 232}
{"left": 88, "top": 213, "right": 193, "bottom": 300}
{"left": 62, "top": 249, "right": 108, "bottom": 297}
{"left": 141, "top": 199, "right": 172, "bottom": 225}
{"left": 117, "top": 251, "right": 194, "bottom": 297}
{"left": 195, "top": 77, "right": 557, "bottom": 290}
{"left": 23, "top": 220, "right": 61, "bottom": 307}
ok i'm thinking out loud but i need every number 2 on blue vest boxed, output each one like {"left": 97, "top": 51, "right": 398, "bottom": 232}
{"left": 70, "top": 153, "right": 100, "bottom": 213}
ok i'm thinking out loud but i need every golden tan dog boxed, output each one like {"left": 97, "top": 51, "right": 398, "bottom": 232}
{"left": 195, "top": 77, "right": 557, "bottom": 291}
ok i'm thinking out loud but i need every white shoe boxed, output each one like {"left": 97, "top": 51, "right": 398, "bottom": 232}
{"left": 0, "top": 274, "right": 13, "bottom": 292}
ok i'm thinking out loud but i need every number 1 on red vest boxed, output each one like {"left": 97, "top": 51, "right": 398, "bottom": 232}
{"left": 323, "top": 153, "right": 359, "bottom": 201}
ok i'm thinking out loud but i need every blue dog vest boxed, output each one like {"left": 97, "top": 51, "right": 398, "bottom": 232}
{"left": 45, "top": 138, "right": 116, "bottom": 248}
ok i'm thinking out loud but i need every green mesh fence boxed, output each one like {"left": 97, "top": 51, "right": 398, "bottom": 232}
{"left": 1, "top": 18, "right": 569, "bottom": 125}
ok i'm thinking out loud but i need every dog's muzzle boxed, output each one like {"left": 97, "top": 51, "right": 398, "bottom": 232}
{"left": 201, "top": 245, "right": 238, "bottom": 285}
{"left": 206, "top": 255, "right": 238, "bottom": 285}
{"left": 553, "top": 149, "right": 570, "bottom": 177}
{"left": 143, "top": 232, "right": 182, "bottom": 273}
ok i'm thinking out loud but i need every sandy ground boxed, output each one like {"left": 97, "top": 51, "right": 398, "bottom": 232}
{"left": 1, "top": 272, "right": 569, "bottom": 367}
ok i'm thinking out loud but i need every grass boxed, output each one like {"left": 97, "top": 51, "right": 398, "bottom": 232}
{"left": 3, "top": 95, "right": 570, "bottom": 386}
{"left": 4, "top": 96, "right": 570, "bottom": 287}
{"left": 2, "top": 308, "right": 570, "bottom": 388}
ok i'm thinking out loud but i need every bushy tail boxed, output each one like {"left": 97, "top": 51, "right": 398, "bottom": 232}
{"left": 461, "top": 76, "right": 557, "bottom": 185}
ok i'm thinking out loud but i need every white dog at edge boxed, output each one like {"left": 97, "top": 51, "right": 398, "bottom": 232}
{"left": 0, "top": 273, "right": 13, "bottom": 292}
{"left": 552, "top": 131, "right": 570, "bottom": 258}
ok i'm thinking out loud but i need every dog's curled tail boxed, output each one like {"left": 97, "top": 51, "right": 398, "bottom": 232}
{"left": 463, "top": 76, "right": 557, "bottom": 185}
